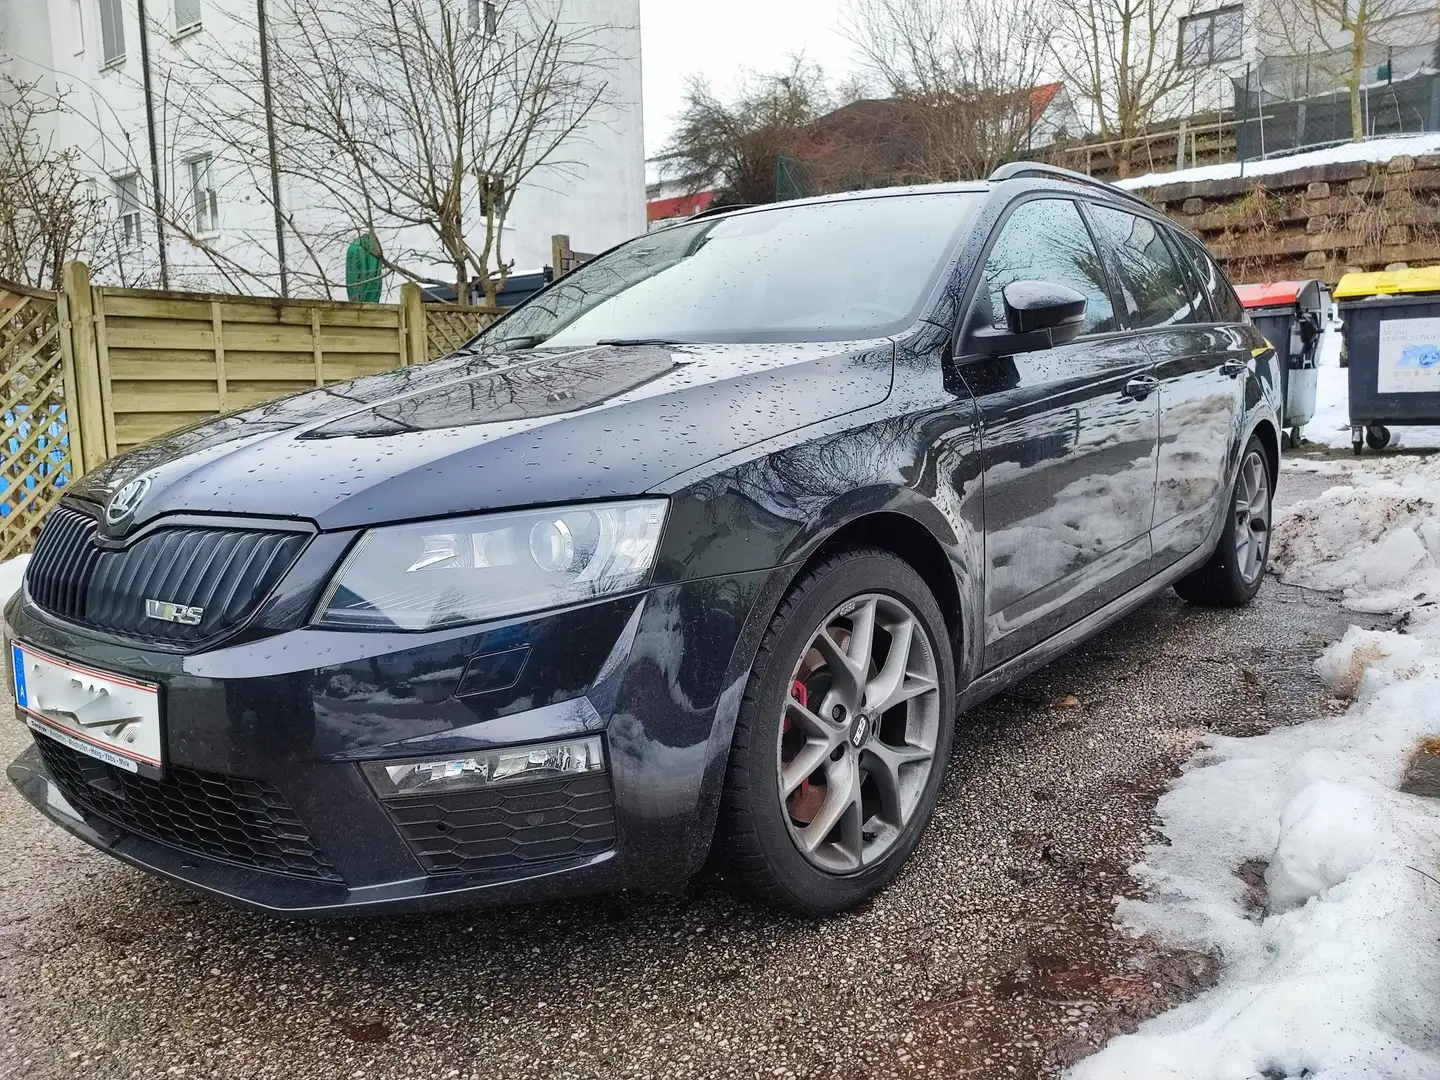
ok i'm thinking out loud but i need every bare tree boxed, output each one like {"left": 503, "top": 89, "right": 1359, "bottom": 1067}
{"left": 1051, "top": 0, "right": 1194, "bottom": 177}
{"left": 659, "top": 57, "right": 830, "bottom": 205}
{"left": 170, "top": 0, "right": 624, "bottom": 303}
{"left": 0, "top": 77, "right": 119, "bottom": 290}
{"left": 1255, "top": 0, "right": 1428, "bottom": 141}
{"left": 845, "top": 0, "right": 1057, "bottom": 180}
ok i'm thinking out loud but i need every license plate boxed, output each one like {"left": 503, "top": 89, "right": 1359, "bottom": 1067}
{"left": 11, "top": 642, "right": 162, "bottom": 774}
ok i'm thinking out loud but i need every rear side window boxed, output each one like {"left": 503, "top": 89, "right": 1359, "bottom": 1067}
{"left": 980, "top": 198, "right": 1117, "bottom": 335}
{"left": 1175, "top": 232, "right": 1245, "bottom": 322}
{"left": 1087, "top": 206, "right": 1197, "bottom": 329}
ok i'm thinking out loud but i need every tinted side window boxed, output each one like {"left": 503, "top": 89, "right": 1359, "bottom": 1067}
{"left": 981, "top": 198, "right": 1117, "bottom": 335}
{"left": 1088, "top": 206, "right": 1196, "bottom": 329}
{"left": 1164, "top": 229, "right": 1214, "bottom": 322}
{"left": 1177, "top": 233, "right": 1245, "bottom": 322}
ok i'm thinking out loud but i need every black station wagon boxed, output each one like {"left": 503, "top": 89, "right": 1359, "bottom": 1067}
{"left": 7, "top": 163, "right": 1281, "bottom": 916}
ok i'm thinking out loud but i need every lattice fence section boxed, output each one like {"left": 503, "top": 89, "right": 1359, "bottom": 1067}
{"left": 0, "top": 280, "right": 77, "bottom": 559}
{"left": 423, "top": 304, "right": 503, "bottom": 360}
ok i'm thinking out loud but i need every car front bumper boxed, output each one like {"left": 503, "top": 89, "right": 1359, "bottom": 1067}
{"left": 4, "top": 568, "right": 780, "bottom": 916}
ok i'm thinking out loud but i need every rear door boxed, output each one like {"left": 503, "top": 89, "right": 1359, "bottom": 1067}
{"left": 957, "top": 196, "right": 1160, "bottom": 670}
{"left": 1086, "top": 206, "right": 1245, "bottom": 573}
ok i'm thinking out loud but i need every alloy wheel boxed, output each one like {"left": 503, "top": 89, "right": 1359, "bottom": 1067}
{"left": 1234, "top": 450, "right": 1270, "bottom": 585}
{"left": 777, "top": 593, "right": 942, "bottom": 874}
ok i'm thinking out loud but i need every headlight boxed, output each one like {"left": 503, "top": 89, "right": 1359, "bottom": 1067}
{"left": 314, "top": 499, "right": 667, "bottom": 631}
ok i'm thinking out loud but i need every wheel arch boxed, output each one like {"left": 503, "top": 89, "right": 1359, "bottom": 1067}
{"left": 1249, "top": 415, "right": 1280, "bottom": 489}
{"left": 785, "top": 509, "right": 965, "bottom": 662}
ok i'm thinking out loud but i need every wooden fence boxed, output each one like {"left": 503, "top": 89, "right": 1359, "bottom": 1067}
{"left": 0, "top": 263, "right": 503, "bottom": 556}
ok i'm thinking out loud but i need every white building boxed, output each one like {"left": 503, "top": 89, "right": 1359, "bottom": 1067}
{"left": 0, "top": 0, "right": 645, "bottom": 297}
{"left": 1160, "top": 0, "right": 1438, "bottom": 122}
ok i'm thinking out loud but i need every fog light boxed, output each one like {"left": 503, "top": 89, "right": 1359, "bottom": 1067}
{"left": 361, "top": 736, "right": 604, "bottom": 800}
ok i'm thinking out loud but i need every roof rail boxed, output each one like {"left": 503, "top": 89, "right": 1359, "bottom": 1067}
{"left": 689, "top": 202, "right": 757, "bottom": 220}
{"left": 987, "top": 161, "right": 1153, "bottom": 210}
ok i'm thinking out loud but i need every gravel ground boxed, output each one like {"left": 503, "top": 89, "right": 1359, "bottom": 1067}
{"left": 0, "top": 463, "right": 1381, "bottom": 1080}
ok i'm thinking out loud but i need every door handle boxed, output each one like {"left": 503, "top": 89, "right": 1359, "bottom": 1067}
{"left": 1220, "top": 357, "right": 1248, "bottom": 378}
{"left": 1123, "top": 375, "right": 1159, "bottom": 401}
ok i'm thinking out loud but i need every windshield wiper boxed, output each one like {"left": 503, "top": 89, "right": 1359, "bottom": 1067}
{"left": 595, "top": 338, "right": 688, "bottom": 347}
{"left": 487, "top": 334, "right": 550, "bottom": 351}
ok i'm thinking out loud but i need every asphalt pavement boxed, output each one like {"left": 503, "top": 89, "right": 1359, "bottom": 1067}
{"left": 0, "top": 463, "right": 1380, "bottom": 1080}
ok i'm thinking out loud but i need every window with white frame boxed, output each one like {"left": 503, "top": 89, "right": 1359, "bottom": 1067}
{"left": 1178, "top": 6, "right": 1243, "bottom": 68}
{"left": 188, "top": 154, "right": 219, "bottom": 234}
{"left": 97, "top": 0, "right": 125, "bottom": 66}
{"left": 174, "top": 0, "right": 202, "bottom": 33}
{"left": 468, "top": 0, "right": 498, "bottom": 35}
{"left": 71, "top": 0, "right": 86, "bottom": 53}
{"left": 114, "top": 173, "right": 143, "bottom": 247}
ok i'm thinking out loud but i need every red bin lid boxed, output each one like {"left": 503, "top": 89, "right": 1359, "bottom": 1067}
{"left": 1234, "top": 281, "right": 1319, "bottom": 310}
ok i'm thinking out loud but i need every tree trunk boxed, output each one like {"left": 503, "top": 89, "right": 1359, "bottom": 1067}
{"left": 1350, "top": 31, "right": 1366, "bottom": 142}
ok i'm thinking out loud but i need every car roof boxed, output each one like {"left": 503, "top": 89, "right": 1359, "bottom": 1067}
{"left": 678, "top": 162, "right": 1155, "bottom": 225}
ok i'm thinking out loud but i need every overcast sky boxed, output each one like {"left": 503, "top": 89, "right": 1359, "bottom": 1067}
{"left": 638, "top": 0, "right": 859, "bottom": 158}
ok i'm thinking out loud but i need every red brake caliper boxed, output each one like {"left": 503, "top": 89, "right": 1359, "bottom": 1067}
{"left": 786, "top": 679, "right": 817, "bottom": 821}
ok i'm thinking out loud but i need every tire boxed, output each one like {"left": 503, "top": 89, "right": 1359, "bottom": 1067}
{"left": 718, "top": 548, "right": 957, "bottom": 916}
{"left": 1366, "top": 425, "right": 1392, "bottom": 450}
{"left": 1174, "top": 436, "right": 1273, "bottom": 608}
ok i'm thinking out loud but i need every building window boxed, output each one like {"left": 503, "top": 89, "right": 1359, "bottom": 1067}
{"left": 97, "top": 0, "right": 125, "bottom": 66}
{"left": 468, "top": 0, "right": 498, "bottom": 35}
{"left": 1178, "top": 6, "right": 1243, "bottom": 68}
{"left": 114, "top": 173, "right": 143, "bottom": 247}
{"left": 71, "top": 0, "right": 86, "bottom": 53}
{"left": 187, "top": 154, "right": 219, "bottom": 234}
{"left": 174, "top": 0, "right": 202, "bottom": 33}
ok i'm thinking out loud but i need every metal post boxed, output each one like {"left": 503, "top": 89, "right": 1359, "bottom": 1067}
{"left": 1239, "top": 63, "right": 1251, "bottom": 177}
{"left": 256, "top": 0, "right": 289, "bottom": 297}
{"left": 135, "top": 0, "right": 168, "bottom": 288}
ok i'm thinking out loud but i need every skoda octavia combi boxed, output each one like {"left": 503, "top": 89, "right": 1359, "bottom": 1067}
{"left": 6, "top": 164, "right": 1281, "bottom": 916}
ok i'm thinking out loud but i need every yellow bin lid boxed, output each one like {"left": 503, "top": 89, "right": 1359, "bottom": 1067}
{"left": 1334, "top": 266, "right": 1440, "bottom": 300}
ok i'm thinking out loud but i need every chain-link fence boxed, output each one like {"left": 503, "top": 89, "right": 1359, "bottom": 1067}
{"left": 1235, "top": 41, "right": 1440, "bottom": 160}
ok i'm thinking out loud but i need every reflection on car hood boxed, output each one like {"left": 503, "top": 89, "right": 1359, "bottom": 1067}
{"left": 73, "top": 340, "right": 895, "bottom": 531}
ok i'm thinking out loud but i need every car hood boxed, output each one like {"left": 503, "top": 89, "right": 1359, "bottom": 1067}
{"left": 74, "top": 340, "right": 895, "bottom": 532}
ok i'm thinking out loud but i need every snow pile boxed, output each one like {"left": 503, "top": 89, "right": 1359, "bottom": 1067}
{"left": 1070, "top": 461, "right": 1440, "bottom": 1080}
{"left": 1118, "top": 132, "right": 1440, "bottom": 192}
{"left": 0, "top": 554, "right": 29, "bottom": 605}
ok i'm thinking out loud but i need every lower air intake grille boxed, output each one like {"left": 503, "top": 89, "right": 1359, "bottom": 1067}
{"left": 32, "top": 733, "right": 342, "bottom": 882}
{"left": 384, "top": 774, "right": 617, "bottom": 875}
{"left": 25, "top": 502, "right": 307, "bottom": 646}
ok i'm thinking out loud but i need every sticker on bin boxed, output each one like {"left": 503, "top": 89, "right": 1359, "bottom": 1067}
{"left": 1378, "top": 317, "right": 1440, "bottom": 395}
{"left": 11, "top": 642, "right": 162, "bottom": 772}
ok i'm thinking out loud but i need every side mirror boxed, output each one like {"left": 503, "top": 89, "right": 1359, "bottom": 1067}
{"left": 970, "top": 280, "right": 1088, "bottom": 357}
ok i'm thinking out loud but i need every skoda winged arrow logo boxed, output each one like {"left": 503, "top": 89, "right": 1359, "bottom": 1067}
{"left": 104, "top": 475, "right": 153, "bottom": 527}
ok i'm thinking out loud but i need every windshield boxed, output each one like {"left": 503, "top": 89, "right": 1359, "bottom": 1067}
{"left": 478, "top": 193, "right": 981, "bottom": 349}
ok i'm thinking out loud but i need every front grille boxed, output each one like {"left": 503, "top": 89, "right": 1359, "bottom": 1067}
{"left": 32, "top": 733, "right": 342, "bottom": 882}
{"left": 384, "top": 774, "right": 617, "bottom": 875}
{"left": 26, "top": 503, "right": 307, "bottom": 646}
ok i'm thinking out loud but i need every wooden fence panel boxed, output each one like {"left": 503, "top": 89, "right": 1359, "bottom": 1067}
{"left": 423, "top": 303, "right": 503, "bottom": 360}
{"left": 95, "top": 287, "right": 411, "bottom": 450}
{"left": 0, "top": 278, "right": 83, "bottom": 559}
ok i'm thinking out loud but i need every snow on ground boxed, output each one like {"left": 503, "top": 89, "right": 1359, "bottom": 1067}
{"left": 0, "top": 554, "right": 29, "bottom": 606}
{"left": 1117, "top": 132, "right": 1440, "bottom": 192}
{"left": 1070, "top": 457, "right": 1440, "bottom": 1080}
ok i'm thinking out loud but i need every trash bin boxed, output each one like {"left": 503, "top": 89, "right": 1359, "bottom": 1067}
{"left": 1234, "top": 280, "right": 1325, "bottom": 448}
{"left": 1334, "top": 266, "right": 1440, "bottom": 454}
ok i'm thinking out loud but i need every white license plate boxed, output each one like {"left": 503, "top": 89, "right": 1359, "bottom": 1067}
{"left": 12, "top": 642, "right": 162, "bottom": 774}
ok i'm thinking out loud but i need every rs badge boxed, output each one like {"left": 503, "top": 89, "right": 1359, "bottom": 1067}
{"left": 145, "top": 599, "right": 204, "bottom": 626}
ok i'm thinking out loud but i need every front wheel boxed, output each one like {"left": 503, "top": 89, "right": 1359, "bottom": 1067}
{"left": 1174, "top": 437, "right": 1272, "bottom": 608}
{"left": 719, "top": 548, "right": 956, "bottom": 916}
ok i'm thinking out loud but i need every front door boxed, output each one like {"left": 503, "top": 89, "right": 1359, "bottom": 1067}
{"left": 957, "top": 197, "right": 1160, "bottom": 671}
{"left": 1086, "top": 207, "right": 1245, "bottom": 571}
